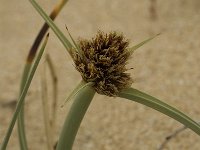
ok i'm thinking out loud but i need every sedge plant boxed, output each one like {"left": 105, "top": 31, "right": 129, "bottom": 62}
{"left": 17, "top": 0, "right": 68, "bottom": 149}
{"left": 1, "top": 0, "right": 200, "bottom": 150}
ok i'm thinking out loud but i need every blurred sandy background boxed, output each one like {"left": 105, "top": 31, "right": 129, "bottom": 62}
{"left": 1, "top": 0, "right": 200, "bottom": 149}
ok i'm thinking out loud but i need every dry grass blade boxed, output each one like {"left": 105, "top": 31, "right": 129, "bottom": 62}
{"left": 30, "top": 0, "right": 75, "bottom": 57}
{"left": 28, "top": 0, "right": 69, "bottom": 63}
{"left": 41, "top": 60, "right": 53, "bottom": 150}
{"left": 0, "top": 34, "right": 49, "bottom": 150}
{"left": 18, "top": 1, "right": 69, "bottom": 149}
{"left": 40, "top": 54, "right": 58, "bottom": 150}
{"left": 46, "top": 54, "right": 58, "bottom": 147}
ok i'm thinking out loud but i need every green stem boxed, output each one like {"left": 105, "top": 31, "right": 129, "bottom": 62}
{"left": 56, "top": 81, "right": 95, "bottom": 150}
{"left": 18, "top": 1, "right": 68, "bottom": 149}
{"left": 17, "top": 64, "right": 31, "bottom": 150}
{"left": 0, "top": 35, "right": 49, "bottom": 150}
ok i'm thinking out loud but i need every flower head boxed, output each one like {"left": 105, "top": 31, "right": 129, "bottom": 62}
{"left": 72, "top": 31, "right": 133, "bottom": 96}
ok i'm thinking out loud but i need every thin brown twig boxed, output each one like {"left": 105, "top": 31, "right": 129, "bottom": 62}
{"left": 149, "top": 0, "right": 157, "bottom": 21}
{"left": 41, "top": 54, "right": 58, "bottom": 150}
{"left": 158, "top": 121, "right": 200, "bottom": 150}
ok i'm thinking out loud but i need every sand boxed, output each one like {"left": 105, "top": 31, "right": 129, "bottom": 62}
{"left": 1, "top": 0, "right": 200, "bottom": 149}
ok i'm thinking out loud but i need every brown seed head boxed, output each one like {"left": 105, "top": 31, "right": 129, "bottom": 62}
{"left": 72, "top": 31, "right": 133, "bottom": 96}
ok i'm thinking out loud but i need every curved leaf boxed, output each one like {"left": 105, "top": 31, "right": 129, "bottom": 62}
{"left": 61, "top": 81, "right": 94, "bottom": 107}
{"left": 17, "top": 64, "right": 31, "bottom": 150}
{"left": 56, "top": 80, "right": 95, "bottom": 150}
{"left": 29, "top": 0, "right": 74, "bottom": 57}
{"left": 0, "top": 34, "right": 49, "bottom": 150}
{"left": 119, "top": 87, "right": 200, "bottom": 136}
{"left": 18, "top": 1, "right": 69, "bottom": 149}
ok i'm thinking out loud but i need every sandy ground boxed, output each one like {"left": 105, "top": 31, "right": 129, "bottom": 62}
{"left": 1, "top": 0, "right": 200, "bottom": 149}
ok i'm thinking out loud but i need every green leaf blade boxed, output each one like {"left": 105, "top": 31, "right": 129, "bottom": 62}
{"left": 129, "top": 34, "right": 160, "bottom": 54}
{"left": 119, "top": 88, "right": 200, "bottom": 136}
{"left": 17, "top": 63, "right": 31, "bottom": 150}
{"left": 0, "top": 34, "right": 49, "bottom": 150}
{"left": 29, "top": 0, "right": 74, "bottom": 57}
{"left": 56, "top": 80, "right": 95, "bottom": 150}
{"left": 61, "top": 81, "right": 94, "bottom": 107}
{"left": 18, "top": 1, "right": 69, "bottom": 149}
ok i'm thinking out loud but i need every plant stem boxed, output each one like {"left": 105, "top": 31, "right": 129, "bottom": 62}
{"left": 0, "top": 35, "right": 49, "bottom": 150}
{"left": 18, "top": 1, "right": 68, "bottom": 149}
{"left": 17, "top": 64, "right": 31, "bottom": 150}
{"left": 56, "top": 81, "right": 95, "bottom": 150}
